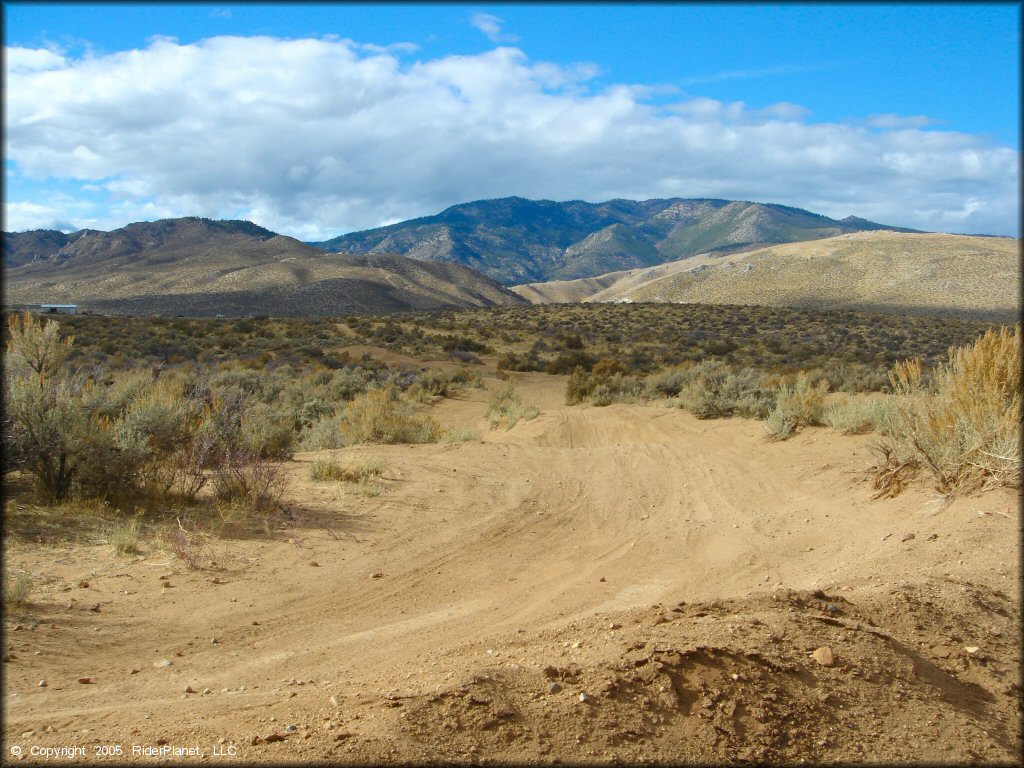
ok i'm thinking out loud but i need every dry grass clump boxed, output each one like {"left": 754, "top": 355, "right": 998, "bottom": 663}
{"left": 3, "top": 571, "right": 33, "bottom": 609}
{"left": 110, "top": 516, "right": 144, "bottom": 556}
{"left": 823, "top": 395, "right": 899, "bottom": 436}
{"left": 310, "top": 455, "right": 387, "bottom": 496}
{"left": 310, "top": 455, "right": 385, "bottom": 483}
{"left": 440, "top": 427, "right": 481, "bottom": 443}
{"left": 872, "top": 324, "right": 1021, "bottom": 497}
{"left": 487, "top": 383, "right": 540, "bottom": 428}
{"left": 765, "top": 373, "right": 830, "bottom": 441}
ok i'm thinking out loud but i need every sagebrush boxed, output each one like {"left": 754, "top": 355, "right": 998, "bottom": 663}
{"left": 871, "top": 324, "right": 1021, "bottom": 496}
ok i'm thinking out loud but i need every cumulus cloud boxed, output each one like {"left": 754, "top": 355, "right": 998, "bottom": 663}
{"left": 6, "top": 46, "right": 67, "bottom": 72}
{"left": 3, "top": 35, "right": 1019, "bottom": 237}
{"left": 470, "top": 13, "right": 518, "bottom": 43}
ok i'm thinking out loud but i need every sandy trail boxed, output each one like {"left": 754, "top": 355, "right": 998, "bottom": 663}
{"left": 3, "top": 371, "right": 1020, "bottom": 763}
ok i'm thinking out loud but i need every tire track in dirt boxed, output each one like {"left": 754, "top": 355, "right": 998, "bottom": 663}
{"left": 4, "top": 374, "right": 1019, "bottom": 763}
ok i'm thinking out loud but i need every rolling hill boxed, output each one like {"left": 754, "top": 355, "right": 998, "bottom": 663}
{"left": 312, "top": 197, "right": 921, "bottom": 284}
{"left": 513, "top": 231, "right": 1020, "bottom": 321}
{"left": 3, "top": 217, "right": 525, "bottom": 316}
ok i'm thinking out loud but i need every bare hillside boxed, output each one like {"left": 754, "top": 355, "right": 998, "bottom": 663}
{"left": 512, "top": 251, "right": 751, "bottom": 304}
{"left": 514, "top": 232, "right": 1020, "bottom": 321}
{"left": 3, "top": 218, "right": 525, "bottom": 315}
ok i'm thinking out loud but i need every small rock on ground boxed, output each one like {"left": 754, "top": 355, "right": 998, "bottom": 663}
{"left": 812, "top": 646, "right": 836, "bottom": 667}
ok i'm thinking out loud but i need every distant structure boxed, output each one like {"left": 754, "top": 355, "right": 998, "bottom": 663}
{"left": 39, "top": 304, "right": 78, "bottom": 315}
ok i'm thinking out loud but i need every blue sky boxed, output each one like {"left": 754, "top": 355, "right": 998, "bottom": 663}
{"left": 4, "top": 3, "right": 1020, "bottom": 237}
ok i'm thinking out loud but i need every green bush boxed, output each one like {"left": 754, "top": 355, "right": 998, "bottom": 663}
{"left": 241, "top": 401, "right": 295, "bottom": 460}
{"left": 565, "top": 358, "right": 644, "bottom": 406}
{"left": 671, "top": 360, "right": 775, "bottom": 419}
{"left": 823, "top": 395, "right": 898, "bottom": 436}
{"left": 4, "top": 313, "right": 94, "bottom": 500}
{"left": 340, "top": 389, "right": 444, "bottom": 445}
{"left": 765, "top": 372, "right": 829, "bottom": 441}
{"left": 299, "top": 415, "right": 347, "bottom": 451}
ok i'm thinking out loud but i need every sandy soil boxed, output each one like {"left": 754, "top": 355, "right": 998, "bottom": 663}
{"left": 3, "top": 369, "right": 1020, "bottom": 764}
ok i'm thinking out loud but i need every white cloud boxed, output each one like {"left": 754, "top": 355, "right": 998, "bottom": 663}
{"left": 3, "top": 36, "right": 1019, "bottom": 238}
{"left": 4, "top": 197, "right": 98, "bottom": 233}
{"left": 865, "top": 113, "right": 936, "bottom": 130}
{"left": 470, "top": 13, "right": 518, "bottom": 43}
{"left": 6, "top": 46, "right": 66, "bottom": 72}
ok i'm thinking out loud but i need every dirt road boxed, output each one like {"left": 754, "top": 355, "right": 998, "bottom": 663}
{"left": 4, "top": 370, "right": 1020, "bottom": 763}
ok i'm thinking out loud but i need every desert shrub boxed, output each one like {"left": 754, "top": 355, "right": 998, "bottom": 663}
{"left": 310, "top": 456, "right": 348, "bottom": 482}
{"left": 100, "top": 378, "right": 201, "bottom": 498}
{"left": 546, "top": 350, "right": 597, "bottom": 375}
{"left": 496, "top": 350, "right": 547, "bottom": 372}
{"left": 450, "top": 367, "right": 485, "bottom": 388}
{"left": 4, "top": 372, "right": 92, "bottom": 500}
{"left": 240, "top": 402, "right": 295, "bottom": 460}
{"left": 441, "top": 335, "right": 491, "bottom": 355}
{"left": 406, "top": 369, "right": 453, "bottom": 403}
{"left": 299, "top": 415, "right": 346, "bottom": 451}
{"left": 872, "top": 325, "right": 1021, "bottom": 496}
{"left": 163, "top": 524, "right": 219, "bottom": 569}
{"left": 209, "top": 367, "right": 268, "bottom": 397}
{"left": 647, "top": 365, "right": 692, "bottom": 398}
{"left": 764, "top": 408, "right": 794, "bottom": 441}
{"left": 212, "top": 446, "right": 288, "bottom": 514}
{"left": 340, "top": 389, "right": 444, "bottom": 445}
{"left": 672, "top": 360, "right": 775, "bottom": 419}
{"left": 325, "top": 366, "right": 379, "bottom": 401}
{"left": 4, "top": 311, "right": 73, "bottom": 376}
{"left": 4, "top": 314, "right": 94, "bottom": 500}
{"left": 171, "top": 425, "right": 218, "bottom": 503}
{"left": 487, "top": 383, "right": 540, "bottom": 429}
{"left": 823, "top": 395, "right": 899, "bottom": 436}
{"left": 85, "top": 369, "right": 152, "bottom": 420}
{"left": 3, "top": 571, "right": 32, "bottom": 609}
{"left": 447, "top": 349, "right": 482, "bottom": 365}
{"left": 765, "top": 372, "right": 829, "bottom": 441}
{"left": 565, "top": 358, "right": 645, "bottom": 406}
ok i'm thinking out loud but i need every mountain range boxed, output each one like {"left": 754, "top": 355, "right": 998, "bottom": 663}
{"left": 2, "top": 217, "right": 523, "bottom": 316}
{"left": 311, "top": 197, "right": 922, "bottom": 284}
{"left": 7, "top": 197, "right": 1013, "bottom": 320}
